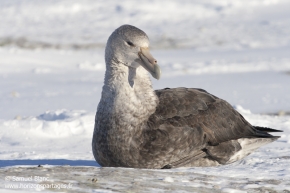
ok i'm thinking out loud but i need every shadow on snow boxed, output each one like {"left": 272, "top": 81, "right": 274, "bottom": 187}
{"left": 0, "top": 159, "right": 100, "bottom": 167}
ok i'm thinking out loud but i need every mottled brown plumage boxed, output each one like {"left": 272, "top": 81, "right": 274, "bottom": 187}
{"left": 92, "top": 25, "right": 281, "bottom": 169}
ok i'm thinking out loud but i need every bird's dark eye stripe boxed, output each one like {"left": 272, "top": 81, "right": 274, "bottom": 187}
{"left": 127, "top": 41, "right": 134, "bottom": 46}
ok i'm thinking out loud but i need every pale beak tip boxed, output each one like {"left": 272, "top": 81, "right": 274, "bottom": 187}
{"left": 153, "top": 64, "right": 161, "bottom": 80}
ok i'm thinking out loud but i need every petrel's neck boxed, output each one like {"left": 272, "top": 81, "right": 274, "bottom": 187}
{"left": 99, "top": 58, "right": 158, "bottom": 129}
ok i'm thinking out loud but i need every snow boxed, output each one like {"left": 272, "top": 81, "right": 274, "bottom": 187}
{"left": 0, "top": 0, "right": 290, "bottom": 192}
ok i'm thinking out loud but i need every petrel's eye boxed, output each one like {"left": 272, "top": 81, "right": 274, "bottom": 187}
{"left": 126, "top": 41, "right": 134, "bottom": 46}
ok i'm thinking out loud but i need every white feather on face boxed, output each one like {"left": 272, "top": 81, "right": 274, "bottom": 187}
{"left": 105, "top": 25, "right": 160, "bottom": 80}
{"left": 105, "top": 25, "right": 149, "bottom": 69}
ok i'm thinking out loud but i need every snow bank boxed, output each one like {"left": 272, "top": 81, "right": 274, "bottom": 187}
{"left": 1, "top": 0, "right": 290, "bottom": 50}
{"left": 0, "top": 110, "right": 95, "bottom": 161}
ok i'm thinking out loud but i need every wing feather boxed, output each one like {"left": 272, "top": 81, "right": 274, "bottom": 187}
{"left": 152, "top": 87, "right": 257, "bottom": 144}
{"left": 140, "top": 87, "right": 279, "bottom": 167}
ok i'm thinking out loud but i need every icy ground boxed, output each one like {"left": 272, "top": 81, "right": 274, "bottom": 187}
{"left": 1, "top": 0, "right": 290, "bottom": 192}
